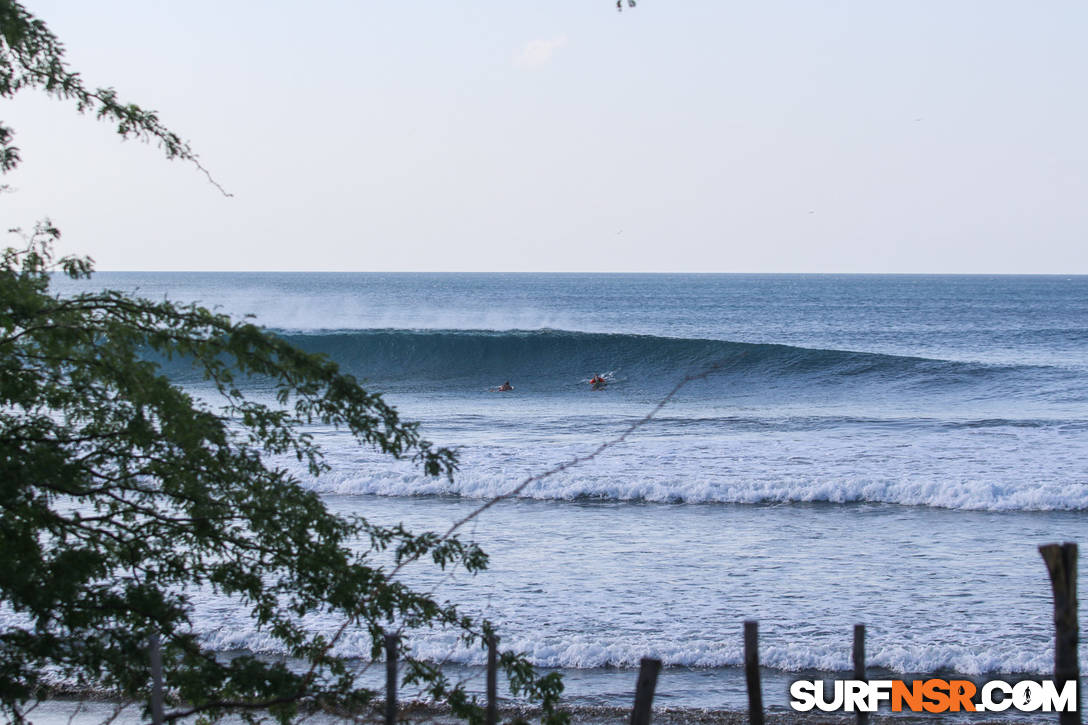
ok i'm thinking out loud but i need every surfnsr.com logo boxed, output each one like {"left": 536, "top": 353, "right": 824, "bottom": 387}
{"left": 790, "top": 679, "right": 1077, "bottom": 713}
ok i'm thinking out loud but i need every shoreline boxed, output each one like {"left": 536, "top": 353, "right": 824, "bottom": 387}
{"left": 25, "top": 695, "right": 1034, "bottom": 724}
{"left": 29, "top": 658, "right": 1068, "bottom": 724}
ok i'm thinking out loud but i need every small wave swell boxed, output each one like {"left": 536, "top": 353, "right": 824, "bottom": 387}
{"left": 192, "top": 625, "right": 1055, "bottom": 676}
{"left": 304, "top": 464, "right": 1088, "bottom": 511}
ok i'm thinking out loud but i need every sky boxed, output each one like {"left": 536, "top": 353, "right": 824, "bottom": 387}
{"left": 4, "top": 1, "right": 1088, "bottom": 273}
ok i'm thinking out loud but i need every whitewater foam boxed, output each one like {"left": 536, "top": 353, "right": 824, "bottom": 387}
{"left": 295, "top": 440, "right": 1088, "bottom": 512}
{"left": 181, "top": 616, "right": 1056, "bottom": 675}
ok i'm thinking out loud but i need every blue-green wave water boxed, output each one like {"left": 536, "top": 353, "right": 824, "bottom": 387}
{"left": 41, "top": 272, "right": 1088, "bottom": 713}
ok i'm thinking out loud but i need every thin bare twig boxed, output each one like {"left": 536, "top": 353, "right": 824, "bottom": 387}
{"left": 179, "top": 359, "right": 737, "bottom": 720}
{"left": 312, "top": 357, "right": 737, "bottom": 683}
{"left": 438, "top": 359, "right": 734, "bottom": 542}
{"left": 101, "top": 701, "right": 132, "bottom": 725}
{"left": 64, "top": 698, "right": 86, "bottom": 725}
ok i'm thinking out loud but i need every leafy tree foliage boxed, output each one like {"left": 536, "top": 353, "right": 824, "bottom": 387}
{"left": 0, "top": 2, "right": 565, "bottom": 722}
{"left": 0, "top": 0, "right": 223, "bottom": 189}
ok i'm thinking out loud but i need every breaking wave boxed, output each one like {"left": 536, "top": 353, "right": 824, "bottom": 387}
{"left": 236, "top": 328, "right": 1080, "bottom": 402}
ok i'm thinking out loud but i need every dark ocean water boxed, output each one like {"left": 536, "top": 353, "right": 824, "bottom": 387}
{"left": 41, "top": 272, "right": 1088, "bottom": 711}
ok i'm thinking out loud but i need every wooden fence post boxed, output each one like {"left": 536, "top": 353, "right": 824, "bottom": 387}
{"left": 744, "top": 620, "right": 764, "bottom": 725}
{"left": 630, "top": 657, "right": 662, "bottom": 725}
{"left": 148, "top": 631, "right": 164, "bottom": 725}
{"left": 385, "top": 632, "right": 398, "bottom": 725}
{"left": 487, "top": 634, "right": 498, "bottom": 725}
{"left": 853, "top": 624, "right": 868, "bottom": 725}
{"left": 1040, "top": 542, "right": 1080, "bottom": 725}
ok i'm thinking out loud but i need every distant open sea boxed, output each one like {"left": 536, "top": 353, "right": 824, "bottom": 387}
{"left": 45, "top": 272, "right": 1088, "bottom": 716}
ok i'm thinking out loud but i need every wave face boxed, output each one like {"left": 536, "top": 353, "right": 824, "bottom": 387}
{"left": 159, "top": 326, "right": 1088, "bottom": 513}
{"left": 257, "top": 328, "right": 1077, "bottom": 405}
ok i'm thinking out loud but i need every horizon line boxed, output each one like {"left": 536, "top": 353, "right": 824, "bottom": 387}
{"left": 85, "top": 269, "right": 1088, "bottom": 276}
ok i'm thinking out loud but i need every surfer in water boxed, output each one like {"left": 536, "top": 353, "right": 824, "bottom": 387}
{"left": 590, "top": 374, "right": 607, "bottom": 390}
{"left": 491, "top": 380, "right": 513, "bottom": 392}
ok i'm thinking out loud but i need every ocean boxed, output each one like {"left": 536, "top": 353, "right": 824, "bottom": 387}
{"left": 46, "top": 272, "right": 1088, "bottom": 717}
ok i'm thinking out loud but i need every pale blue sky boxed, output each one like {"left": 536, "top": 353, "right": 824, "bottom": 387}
{"left": 4, "top": 1, "right": 1087, "bottom": 272}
